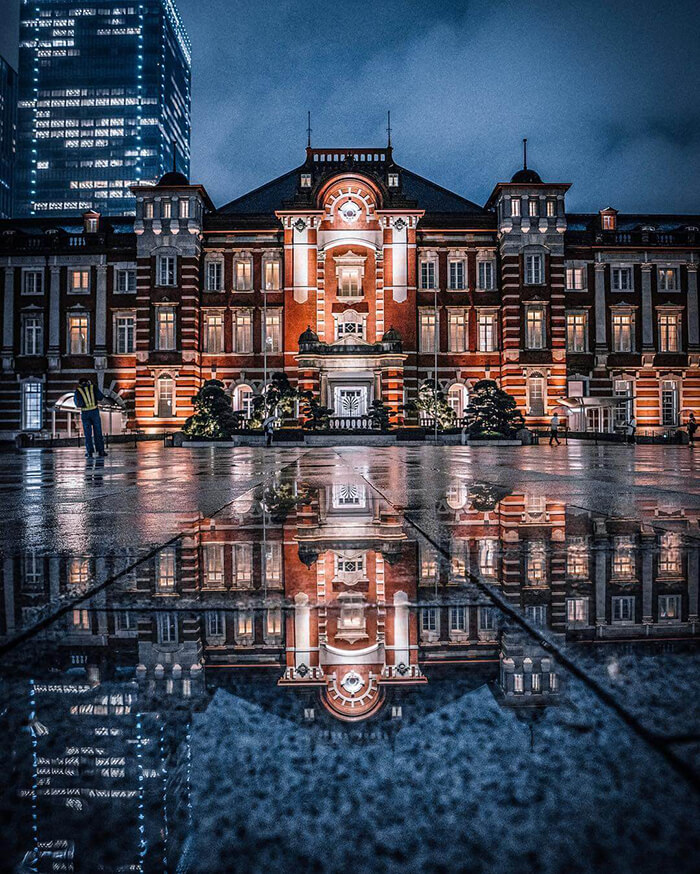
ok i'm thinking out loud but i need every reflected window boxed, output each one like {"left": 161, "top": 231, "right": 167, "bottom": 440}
{"left": 478, "top": 606, "right": 496, "bottom": 632}
{"left": 157, "top": 612, "right": 178, "bottom": 643}
{"left": 525, "top": 605, "right": 547, "bottom": 628}
{"left": 531, "top": 672, "right": 541, "bottom": 693}
{"left": 265, "top": 608, "right": 282, "bottom": 638}
{"left": 566, "top": 597, "right": 588, "bottom": 625}
{"left": 334, "top": 552, "right": 367, "bottom": 585}
{"left": 567, "top": 538, "right": 589, "bottom": 579}
{"left": 449, "top": 606, "right": 467, "bottom": 635}
{"left": 527, "top": 541, "right": 547, "bottom": 584}
{"left": 23, "top": 551, "right": 44, "bottom": 592}
{"left": 68, "top": 557, "right": 90, "bottom": 589}
{"left": 264, "top": 543, "right": 282, "bottom": 585}
{"left": 478, "top": 540, "right": 498, "bottom": 579}
{"left": 115, "top": 611, "right": 134, "bottom": 633}
{"left": 513, "top": 673, "right": 524, "bottom": 693}
{"left": 332, "top": 483, "right": 366, "bottom": 508}
{"left": 206, "top": 611, "right": 225, "bottom": 640}
{"left": 612, "top": 536, "right": 636, "bottom": 579}
{"left": 445, "top": 481, "right": 468, "bottom": 509}
{"left": 420, "top": 607, "right": 439, "bottom": 641}
{"left": 235, "top": 611, "right": 254, "bottom": 642}
{"left": 233, "top": 544, "right": 253, "bottom": 586}
{"left": 156, "top": 547, "right": 176, "bottom": 593}
{"left": 420, "top": 546, "right": 438, "bottom": 583}
{"left": 204, "top": 544, "right": 225, "bottom": 585}
{"left": 658, "top": 594, "right": 681, "bottom": 621}
{"left": 337, "top": 593, "right": 367, "bottom": 637}
{"left": 658, "top": 532, "right": 682, "bottom": 576}
{"left": 73, "top": 609, "right": 91, "bottom": 631}
{"left": 612, "top": 595, "right": 635, "bottom": 623}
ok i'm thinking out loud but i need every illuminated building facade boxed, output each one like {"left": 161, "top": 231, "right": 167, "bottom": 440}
{"left": 0, "top": 144, "right": 699, "bottom": 438}
{"left": 15, "top": 0, "right": 191, "bottom": 217}
{"left": 0, "top": 54, "right": 17, "bottom": 219}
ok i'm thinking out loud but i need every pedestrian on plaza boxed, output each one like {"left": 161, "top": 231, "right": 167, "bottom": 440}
{"left": 549, "top": 413, "right": 561, "bottom": 446}
{"left": 688, "top": 412, "right": 698, "bottom": 446}
{"left": 74, "top": 377, "right": 108, "bottom": 458}
{"left": 263, "top": 416, "right": 275, "bottom": 447}
{"left": 625, "top": 416, "right": 637, "bottom": 445}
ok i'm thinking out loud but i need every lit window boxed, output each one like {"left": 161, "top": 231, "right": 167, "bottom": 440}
{"left": 338, "top": 266, "right": 362, "bottom": 297}
{"left": 420, "top": 546, "right": 438, "bottom": 583}
{"left": 510, "top": 197, "right": 521, "bottom": 217}
{"left": 263, "top": 309, "right": 282, "bottom": 353}
{"left": 264, "top": 543, "right": 283, "bottom": 584}
{"left": 156, "top": 307, "right": 176, "bottom": 350}
{"left": 204, "top": 544, "right": 225, "bottom": 585}
{"left": 525, "top": 306, "right": 545, "bottom": 349}
{"left": 157, "top": 254, "right": 176, "bottom": 287}
{"left": 85, "top": 217, "right": 98, "bottom": 233}
{"left": 513, "top": 673, "right": 524, "bottom": 693}
{"left": 115, "top": 267, "right": 136, "bottom": 293}
{"left": 658, "top": 532, "right": 682, "bottom": 577}
{"left": 233, "top": 310, "right": 252, "bottom": 353}
{"left": 23, "top": 270, "right": 44, "bottom": 295}
{"left": 264, "top": 260, "right": 281, "bottom": 290}
{"left": 21, "top": 381, "right": 43, "bottom": 430}
{"left": 567, "top": 538, "right": 589, "bottom": 578}
{"left": 658, "top": 312, "right": 681, "bottom": 352}
{"left": 22, "top": 315, "right": 43, "bottom": 356}
{"left": 528, "top": 199, "right": 539, "bottom": 217}
{"left": 448, "top": 260, "right": 465, "bottom": 290}
{"left": 566, "top": 598, "right": 588, "bottom": 625}
{"left": 115, "top": 314, "right": 135, "bottom": 354}
{"left": 236, "top": 612, "right": 253, "bottom": 640}
{"left": 144, "top": 201, "right": 154, "bottom": 219}
{"left": 73, "top": 609, "right": 91, "bottom": 631}
{"left": 156, "top": 374, "right": 174, "bottom": 418}
{"left": 156, "top": 548, "right": 176, "bottom": 593}
{"left": 203, "top": 312, "right": 223, "bottom": 354}
{"left": 546, "top": 199, "right": 556, "bottom": 218}
{"left": 478, "top": 311, "right": 498, "bottom": 351}
{"left": 528, "top": 374, "right": 545, "bottom": 416}
{"left": 478, "top": 260, "right": 495, "bottom": 290}
{"left": 524, "top": 253, "right": 543, "bottom": 285}
{"left": 658, "top": 267, "right": 679, "bottom": 291}
{"left": 265, "top": 608, "right": 282, "bottom": 637}
{"left": 161, "top": 199, "right": 172, "bottom": 219}
{"left": 233, "top": 544, "right": 253, "bottom": 585}
{"left": 206, "top": 610, "right": 225, "bottom": 640}
{"left": 178, "top": 198, "right": 189, "bottom": 219}
{"left": 612, "top": 596, "right": 635, "bottom": 623}
{"left": 612, "top": 312, "right": 634, "bottom": 352}
{"left": 566, "top": 312, "right": 588, "bottom": 352}
{"left": 612, "top": 536, "right": 636, "bottom": 579}
{"left": 448, "top": 310, "right": 468, "bottom": 352}
{"left": 613, "top": 379, "right": 633, "bottom": 426}
{"left": 68, "top": 313, "right": 89, "bottom": 354}
{"left": 235, "top": 260, "right": 252, "bottom": 291}
{"left": 601, "top": 213, "right": 616, "bottom": 231}
{"left": 300, "top": 173, "right": 312, "bottom": 188}
{"left": 233, "top": 385, "right": 254, "bottom": 418}
{"left": 420, "top": 260, "right": 436, "bottom": 289}
{"left": 447, "top": 384, "right": 468, "bottom": 418}
{"left": 661, "top": 380, "right": 679, "bottom": 426}
{"left": 388, "top": 172, "right": 399, "bottom": 187}
{"left": 478, "top": 540, "right": 498, "bottom": 578}
{"left": 658, "top": 594, "right": 681, "bottom": 620}
{"left": 566, "top": 266, "right": 586, "bottom": 290}
{"left": 206, "top": 260, "right": 223, "bottom": 291}
{"left": 612, "top": 267, "right": 633, "bottom": 291}
{"left": 420, "top": 310, "right": 437, "bottom": 352}
{"left": 527, "top": 542, "right": 547, "bottom": 584}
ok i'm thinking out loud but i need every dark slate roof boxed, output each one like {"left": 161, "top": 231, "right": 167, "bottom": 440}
{"left": 567, "top": 213, "right": 700, "bottom": 232}
{"left": 157, "top": 170, "right": 190, "bottom": 187}
{"left": 216, "top": 168, "right": 302, "bottom": 216}
{"left": 510, "top": 168, "right": 543, "bottom": 184}
{"left": 399, "top": 168, "right": 488, "bottom": 216}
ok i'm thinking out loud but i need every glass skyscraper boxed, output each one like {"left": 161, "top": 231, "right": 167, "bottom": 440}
{"left": 15, "top": 0, "right": 191, "bottom": 217}
{"left": 0, "top": 54, "right": 17, "bottom": 219}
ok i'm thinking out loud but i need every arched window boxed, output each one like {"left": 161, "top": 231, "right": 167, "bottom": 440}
{"left": 445, "top": 481, "right": 468, "bottom": 510}
{"left": 156, "top": 374, "right": 174, "bottom": 418}
{"left": 233, "top": 384, "right": 254, "bottom": 419}
{"left": 447, "top": 383, "right": 468, "bottom": 417}
{"left": 528, "top": 373, "right": 545, "bottom": 417}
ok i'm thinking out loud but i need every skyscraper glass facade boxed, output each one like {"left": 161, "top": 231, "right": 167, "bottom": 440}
{"left": 0, "top": 55, "right": 17, "bottom": 219}
{"left": 16, "top": 0, "right": 191, "bottom": 217}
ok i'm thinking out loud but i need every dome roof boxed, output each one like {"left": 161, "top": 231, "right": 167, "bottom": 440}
{"left": 157, "top": 170, "right": 190, "bottom": 187}
{"left": 510, "top": 167, "right": 543, "bottom": 184}
{"left": 299, "top": 326, "right": 319, "bottom": 344}
{"left": 382, "top": 326, "right": 401, "bottom": 342}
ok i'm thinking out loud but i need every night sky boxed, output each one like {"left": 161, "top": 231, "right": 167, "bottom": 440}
{"left": 2, "top": 0, "right": 699, "bottom": 213}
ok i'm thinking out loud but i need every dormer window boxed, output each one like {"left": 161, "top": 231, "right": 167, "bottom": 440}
{"left": 300, "top": 173, "right": 312, "bottom": 188}
{"left": 388, "top": 172, "right": 399, "bottom": 187}
{"left": 85, "top": 215, "right": 98, "bottom": 233}
{"left": 601, "top": 213, "right": 616, "bottom": 231}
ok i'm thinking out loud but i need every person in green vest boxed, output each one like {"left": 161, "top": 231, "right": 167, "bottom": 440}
{"left": 74, "top": 377, "right": 108, "bottom": 458}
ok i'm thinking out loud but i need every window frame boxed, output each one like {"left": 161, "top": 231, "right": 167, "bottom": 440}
{"left": 566, "top": 310, "right": 588, "bottom": 352}
{"left": 22, "top": 312, "right": 44, "bottom": 356}
{"left": 155, "top": 305, "right": 177, "bottom": 351}
{"left": 69, "top": 268, "right": 90, "bottom": 294}
{"left": 611, "top": 310, "right": 635, "bottom": 353}
{"left": 447, "top": 308, "right": 468, "bottom": 353}
{"left": 524, "top": 253, "right": 544, "bottom": 286}
{"left": 525, "top": 304, "right": 546, "bottom": 349}
{"left": 658, "top": 266, "right": 679, "bottom": 291}
{"left": 115, "top": 266, "right": 136, "bottom": 293}
{"left": 448, "top": 259, "right": 466, "bottom": 290}
{"left": 156, "top": 253, "right": 176, "bottom": 287}
{"left": 232, "top": 308, "right": 253, "bottom": 353}
{"left": 67, "top": 311, "right": 90, "bottom": 355}
{"left": 419, "top": 258, "right": 437, "bottom": 290}
{"left": 22, "top": 268, "right": 44, "bottom": 295}
{"left": 611, "top": 266, "right": 633, "bottom": 292}
{"left": 477, "top": 259, "right": 495, "bottom": 290}
{"left": 206, "top": 258, "right": 223, "bottom": 291}
{"left": 202, "top": 310, "right": 224, "bottom": 354}
{"left": 657, "top": 311, "right": 682, "bottom": 353}
{"left": 114, "top": 311, "right": 136, "bottom": 355}
{"left": 419, "top": 309, "right": 438, "bottom": 353}
{"left": 21, "top": 380, "right": 43, "bottom": 431}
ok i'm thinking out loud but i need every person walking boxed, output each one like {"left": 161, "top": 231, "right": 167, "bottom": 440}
{"left": 549, "top": 413, "right": 561, "bottom": 446}
{"left": 688, "top": 412, "right": 698, "bottom": 446}
{"left": 625, "top": 416, "right": 637, "bottom": 445}
{"left": 74, "top": 377, "right": 107, "bottom": 458}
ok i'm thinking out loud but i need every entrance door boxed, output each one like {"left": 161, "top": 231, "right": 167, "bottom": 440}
{"left": 334, "top": 387, "right": 368, "bottom": 416}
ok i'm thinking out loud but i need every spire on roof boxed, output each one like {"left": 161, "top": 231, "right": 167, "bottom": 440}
{"left": 306, "top": 111, "right": 312, "bottom": 149}
{"left": 523, "top": 137, "right": 527, "bottom": 171}
{"left": 387, "top": 110, "right": 392, "bottom": 148}
{"left": 172, "top": 140, "right": 177, "bottom": 173}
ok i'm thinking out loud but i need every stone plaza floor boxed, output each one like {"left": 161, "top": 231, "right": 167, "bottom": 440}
{"left": 0, "top": 442, "right": 699, "bottom": 872}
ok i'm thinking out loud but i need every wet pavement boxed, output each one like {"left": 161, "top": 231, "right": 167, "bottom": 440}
{"left": 1, "top": 443, "right": 699, "bottom": 872}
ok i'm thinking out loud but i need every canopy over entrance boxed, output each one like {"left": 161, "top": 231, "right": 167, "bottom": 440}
{"left": 557, "top": 395, "right": 633, "bottom": 433}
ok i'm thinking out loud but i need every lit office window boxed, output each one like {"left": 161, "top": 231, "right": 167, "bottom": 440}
{"left": 156, "top": 307, "right": 176, "bottom": 350}
{"left": 21, "top": 381, "right": 43, "bottom": 430}
{"left": 203, "top": 312, "right": 224, "bottom": 353}
{"left": 263, "top": 310, "right": 282, "bottom": 353}
{"left": 68, "top": 313, "right": 89, "bottom": 354}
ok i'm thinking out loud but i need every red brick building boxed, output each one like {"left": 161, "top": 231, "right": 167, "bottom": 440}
{"left": 1, "top": 144, "right": 699, "bottom": 438}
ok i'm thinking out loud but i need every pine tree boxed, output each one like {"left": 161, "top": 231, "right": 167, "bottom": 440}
{"left": 464, "top": 379, "right": 524, "bottom": 437}
{"left": 182, "top": 379, "right": 244, "bottom": 439}
{"left": 409, "top": 379, "right": 456, "bottom": 430}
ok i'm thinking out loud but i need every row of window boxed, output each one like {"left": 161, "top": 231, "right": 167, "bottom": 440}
{"left": 420, "top": 605, "right": 497, "bottom": 637}
{"left": 566, "top": 594, "right": 683, "bottom": 625}
{"left": 506, "top": 197, "right": 559, "bottom": 219}
{"left": 419, "top": 259, "right": 496, "bottom": 291}
{"left": 20, "top": 266, "right": 136, "bottom": 295}
{"left": 143, "top": 198, "right": 191, "bottom": 221}
{"left": 565, "top": 310, "right": 683, "bottom": 353}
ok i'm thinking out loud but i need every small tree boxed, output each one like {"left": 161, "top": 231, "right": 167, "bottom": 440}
{"left": 300, "top": 393, "right": 334, "bottom": 430}
{"left": 182, "top": 380, "right": 244, "bottom": 439}
{"left": 411, "top": 380, "right": 456, "bottom": 430}
{"left": 463, "top": 380, "right": 524, "bottom": 437}
{"left": 249, "top": 372, "right": 300, "bottom": 428}
{"left": 469, "top": 482, "right": 513, "bottom": 512}
{"left": 367, "top": 399, "right": 392, "bottom": 431}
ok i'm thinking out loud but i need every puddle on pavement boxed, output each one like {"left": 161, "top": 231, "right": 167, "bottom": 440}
{"left": 1, "top": 468, "right": 699, "bottom": 872}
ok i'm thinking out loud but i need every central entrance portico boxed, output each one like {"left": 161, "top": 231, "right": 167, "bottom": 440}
{"left": 334, "top": 385, "right": 369, "bottom": 416}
